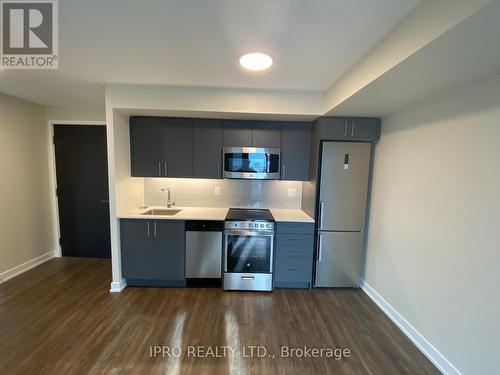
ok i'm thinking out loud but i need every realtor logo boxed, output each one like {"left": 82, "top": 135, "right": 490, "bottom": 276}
{"left": 1, "top": 0, "right": 58, "bottom": 69}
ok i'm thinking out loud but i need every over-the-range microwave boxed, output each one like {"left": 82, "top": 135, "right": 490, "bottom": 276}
{"left": 222, "top": 147, "right": 281, "bottom": 180}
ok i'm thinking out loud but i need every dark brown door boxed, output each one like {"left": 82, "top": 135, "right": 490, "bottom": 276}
{"left": 54, "top": 125, "right": 111, "bottom": 258}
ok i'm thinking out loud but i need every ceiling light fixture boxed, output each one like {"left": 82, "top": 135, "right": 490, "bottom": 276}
{"left": 239, "top": 52, "right": 273, "bottom": 71}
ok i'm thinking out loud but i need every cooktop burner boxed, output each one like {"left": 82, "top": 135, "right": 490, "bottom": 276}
{"left": 225, "top": 208, "right": 275, "bottom": 222}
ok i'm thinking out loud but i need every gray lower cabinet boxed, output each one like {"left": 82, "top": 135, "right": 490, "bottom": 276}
{"left": 281, "top": 122, "right": 311, "bottom": 180}
{"left": 152, "top": 220, "right": 185, "bottom": 281}
{"left": 120, "top": 219, "right": 186, "bottom": 286}
{"left": 121, "top": 220, "right": 152, "bottom": 279}
{"left": 274, "top": 222, "right": 315, "bottom": 288}
{"left": 193, "top": 119, "right": 223, "bottom": 178}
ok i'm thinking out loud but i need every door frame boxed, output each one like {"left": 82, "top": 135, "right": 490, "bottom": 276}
{"left": 47, "top": 120, "right": 107, "bottom": 257}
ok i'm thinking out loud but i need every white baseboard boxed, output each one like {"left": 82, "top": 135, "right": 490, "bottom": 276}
{"left": 360, "top": 280, "right": 461, "bottom": 375}
{"left": 0, "top": 251, "right": 55, "bottom": 282}
{"left": 110, "top": 279, "right": 127, "bottom": 293}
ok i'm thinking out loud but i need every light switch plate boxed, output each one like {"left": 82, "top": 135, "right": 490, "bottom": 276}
{"left": 287, "top": 188, "right": 296, "bottom": 198}
{"left": 214, "top": 185, "right": 221, "bottom": 196}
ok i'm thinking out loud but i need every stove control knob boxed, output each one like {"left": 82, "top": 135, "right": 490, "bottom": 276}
{"left": 266, "top": 224, "right": 271, "bottom": 228}
{"left": 260, "top": 224, "right": 264, "bottom": 228}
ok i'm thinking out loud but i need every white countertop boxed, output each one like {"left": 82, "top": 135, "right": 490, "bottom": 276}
{"left": 118, "top": 206, "right": 314, "bottom": 223}
{"left": 269, "top": 208, "right": 315, "bottom": 223}
{"left": 118, "top": 206, "right": 229, "bottom": 221}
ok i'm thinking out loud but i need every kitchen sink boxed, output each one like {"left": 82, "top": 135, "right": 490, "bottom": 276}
{"left": 142, "top": 209, "right": 182, "bottom": 216}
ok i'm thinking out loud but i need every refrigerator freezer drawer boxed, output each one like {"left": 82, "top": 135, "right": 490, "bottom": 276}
{"left": 315, "top": 231, "right": 364, "bottom": 287}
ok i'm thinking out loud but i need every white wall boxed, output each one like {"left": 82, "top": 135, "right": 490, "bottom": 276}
{"left": 46, "top": 105, "right": 106, "bottom": 122}
{"left": 0, "top": 94, "right": 54, "bottom": 276}
{"left": 106, "top": 109, "right": 144, "bottom": 290}
{"left": 365, "top": 75, "right": 500, "bottom": 374}
{"left": 106, "top": 84, "right": 323, "bottom": 119}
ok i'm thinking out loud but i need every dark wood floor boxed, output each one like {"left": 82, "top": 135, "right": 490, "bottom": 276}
{"left": 0, "top": 258, "right": 439, "bottom": 375}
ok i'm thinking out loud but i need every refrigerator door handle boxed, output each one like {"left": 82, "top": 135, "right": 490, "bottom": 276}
{"left": 318, "top": 201, "right": 324, "bottom": 230}
{"left": 317, "top": 234, "right": 323, "bottom": 262}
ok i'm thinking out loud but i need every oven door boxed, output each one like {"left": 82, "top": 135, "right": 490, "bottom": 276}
{"left": 224, "top": 230, "right": 274, "bottom": 274}
{"left": 223, "top": 147, "right": 280, "bottom": 179}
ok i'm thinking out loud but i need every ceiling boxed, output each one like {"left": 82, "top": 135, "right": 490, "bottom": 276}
{"left": 328, "top": 0, "right": 500, "bottom": 117}
{"left": 0, "top": 0, "right": 418, "bottom": 109}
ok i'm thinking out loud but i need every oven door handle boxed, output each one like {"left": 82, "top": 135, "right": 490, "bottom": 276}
{"left": 224, "top": 230, "right": 274, "bottom": 237}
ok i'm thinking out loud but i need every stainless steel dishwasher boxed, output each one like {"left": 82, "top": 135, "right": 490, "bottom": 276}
{"left": 185, "top": 221, "right": 223, "bottom": 287}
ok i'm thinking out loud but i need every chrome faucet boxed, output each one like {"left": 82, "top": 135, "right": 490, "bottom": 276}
{"left": 161, "top": 187, "right": 175, "bottom": 208}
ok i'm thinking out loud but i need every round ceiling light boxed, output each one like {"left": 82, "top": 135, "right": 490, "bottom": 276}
{"left": 239, "top": 52, "right": 273, "bottom": 71}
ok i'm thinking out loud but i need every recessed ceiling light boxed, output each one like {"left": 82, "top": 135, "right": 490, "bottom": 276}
{"left": 239, "top": 52, "right": 273, "bottom": 71}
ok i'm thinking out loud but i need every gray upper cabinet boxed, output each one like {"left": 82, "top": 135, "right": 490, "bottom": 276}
{"left": 163, "top": 118, "right": 193, "bottom": 178}
{"left": 350, "top": 118, "right": 381, "bottom": 141}
{"left": 223, "top": 120, "right": 281, "bottom": 148}
{"left": 130, "top": 117, "right": 193, "bottom": 178}
{"left": 317, "top": 117, "right": 381, "bottom": 142}
{"left": 193, "top": 119, "right": 223, "bottom": 178}
{"left": 281, "top": 122, "right": 311, "bottom": 180}
{"left": 223, "top": 121, "right": 252, "bottom": 146}
{"left": 130, "top": 116, "right": 379, "bottom": 180}
{"left": 130, "top": 117, "right": 165, "bottom": 177}
{"left": 252, "top": 122, "right": 282, "bottom": 148}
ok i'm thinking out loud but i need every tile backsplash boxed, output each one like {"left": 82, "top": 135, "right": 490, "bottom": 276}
{"left": 144, "top": 178, "right": 302, "bottom": 209}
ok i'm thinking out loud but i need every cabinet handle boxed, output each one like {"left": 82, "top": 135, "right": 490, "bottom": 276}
{"left": 282, "top": 164, "right": 286, "bottom": 179}
{"left": 351, "top": 121, "right": 355, "bottom": 137}
{"left": 154, "top": 222, "right": 157, "bottom": 237}
{"left": 318, "top": 234, "right": 323, "bottom": 262}
{"left": 147, "top": 222, "right": 150, "bottom": 237}
{"left": 217, "top": 163, "right": 220, "bottom": 177}
{"left": 344, "top": 120, "right": 348, "bottom": 137}
{"left": 157, "top": 162, "right": 161, "bottom": 176}
{"left": 164, "top": 161, "right": 168, "bottom": 177}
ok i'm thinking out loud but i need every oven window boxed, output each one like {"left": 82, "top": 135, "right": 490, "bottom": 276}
{"left": 226, "top": 235, "right": 272, "bottom": 273}
{"left": 224, "top": 153, "right": 279, "bottom": 173}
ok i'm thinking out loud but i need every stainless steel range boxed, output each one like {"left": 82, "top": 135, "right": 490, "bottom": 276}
{"left": 223, "top": 208, "right": 275, "bottom": 292}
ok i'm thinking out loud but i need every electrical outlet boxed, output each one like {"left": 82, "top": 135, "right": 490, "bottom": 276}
{"left": 287, "top": 188, "right": 296, "bottom": 198}
{"left": 214, "top": 185, "right": 221, "bottom": 196}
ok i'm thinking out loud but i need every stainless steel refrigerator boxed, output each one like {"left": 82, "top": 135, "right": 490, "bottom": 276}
{"left": 315, "top": 141, "right": 371, "bottom": 287}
